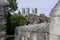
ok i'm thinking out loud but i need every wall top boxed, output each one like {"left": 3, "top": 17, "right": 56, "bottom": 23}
{"left": 0, "top": 0, "right": 8, "bottom": 6}
{"left": 49, "top": 0, "right": 60, "bottom": 17}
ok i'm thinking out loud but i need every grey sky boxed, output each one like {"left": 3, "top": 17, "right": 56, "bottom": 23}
{"left": 17, "top": 0, "right": 58, "bottom": 16}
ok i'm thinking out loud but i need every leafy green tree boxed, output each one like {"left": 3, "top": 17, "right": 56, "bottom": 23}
{"left": 6, "top": 12, "right": 12, "bottom": 35}
{"left": 6, "top": 0, "right": 18, "bottom": 35}
{"left": 6, "top": 14, "right": 27, "bottom": 35}
{"left": 6, "top": 37, "right": 14, "bottom": 40}
{"left": 8, "top": 0, "right": 17, "bottom": 12}
{"left": 12, "top": 14, "right": 27, "bottom": 26}
{"left": 6, "top": 0, "right": 27, "bottom": 35}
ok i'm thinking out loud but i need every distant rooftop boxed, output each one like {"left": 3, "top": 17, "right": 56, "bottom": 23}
{"left": 0, "top": 0, "right": 8, "bottom": 5}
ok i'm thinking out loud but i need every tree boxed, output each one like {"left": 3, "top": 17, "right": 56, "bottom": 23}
{"left": 6, "top": 37, "right": 14, "bottom": 40}
{"left": 8, "top": 0, "right": 18, "bottom": 12}
{"left": 6, "top": 12, "right": 12, "bottom": 35}
{"left": 6, "top": 0, "right": 18, "bottom": 35}
{"left": 6, "top": 14, "right": 27, "bottom": 35}
{"left": 11, "top": 14, "right": 27, "bottom": 26}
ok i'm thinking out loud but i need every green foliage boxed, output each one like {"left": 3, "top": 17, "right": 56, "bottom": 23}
{"left": 6, "top": 14, "right": 27, "bottom": 35}
{"left": 6, "top": 37, "right": 14, "bottom": 40}
{"left": 6, "top": 12, "right": 12, "bottom": 35}
{"left": 6, "top": 0, "right": 18, "bottom": 35}
{"left": 8, "top": 0, "right": 18, "bottom": 12}
{"left": 45, "top": 17, "right": 49, "bottom": 23}
{"left": 7, "top": 0, "right": 27, "bottom": 35}
{"left": 11, "top": 14, "right": 27, "bottom": 26}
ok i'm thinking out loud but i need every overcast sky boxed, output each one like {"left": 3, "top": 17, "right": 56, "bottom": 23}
{"left": 16, "top": 0, "right": 58, "bottom": 16}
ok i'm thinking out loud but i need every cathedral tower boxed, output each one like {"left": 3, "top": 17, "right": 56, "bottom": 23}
{"left": 32, "top": 8, "right": 37, "bottom": 14}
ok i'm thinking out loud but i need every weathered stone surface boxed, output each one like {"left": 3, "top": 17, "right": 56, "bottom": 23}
{"left": 49, "top": 0, "right": 60, "bottom": 35}
{"left": 0, "top": 38, "right": 5, "bottom": 40}
{"left": 15, "top": 23, "right": 49, "bottom": 40}
{"left": 0, "top": 0, "right": 8, "bottom": 40}
{"left": 0, "top": 0, "right": 8, "bottom": 5}
{"left": 49, "top": 34, "right": 60, "bottom": 40}
{"left": 49, "top": 0, "right": 60, "bottom": 40}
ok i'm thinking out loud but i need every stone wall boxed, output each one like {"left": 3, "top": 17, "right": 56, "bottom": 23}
{"left": 0, "top": 0, "right": 8, "bottom": 40}
{"left": 49, "top": 0, "right": 60, "bottom": 40}
{"left": 15, "top": 23, "right": 49, "bottom": 40}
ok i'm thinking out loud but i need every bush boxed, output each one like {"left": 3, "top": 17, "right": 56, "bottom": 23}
{"left": 6, "top": 37, "right": 14, "bottom": 40}
{"left": 6, "top": 13, "right": 27, "bottom": 35}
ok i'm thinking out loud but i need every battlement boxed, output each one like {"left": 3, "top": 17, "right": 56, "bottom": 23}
{"left": 21, "top": 8, "right": 37, "bottom": 16}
